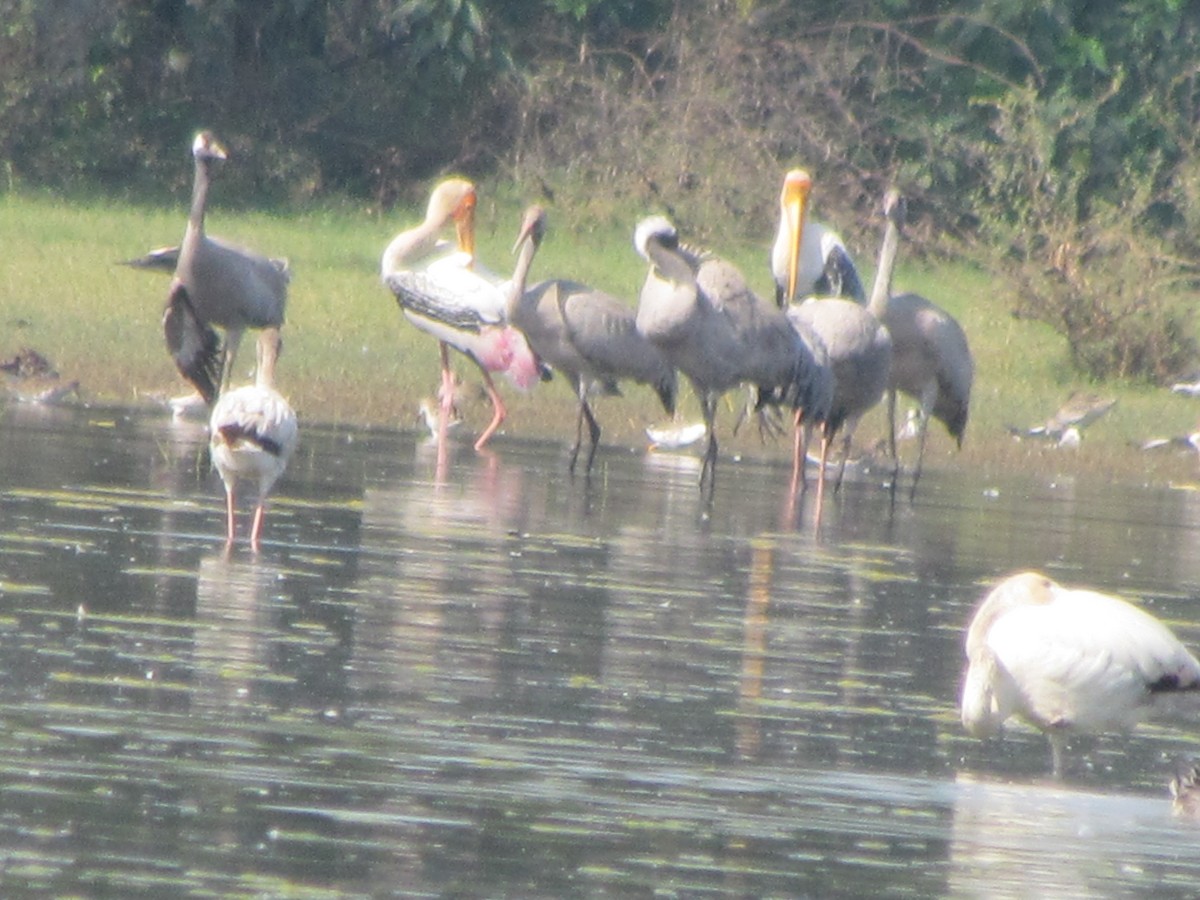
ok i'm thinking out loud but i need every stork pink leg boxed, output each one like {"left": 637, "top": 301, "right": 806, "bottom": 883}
{"left": 250, "top": 503, "right": 267, "bottom": 551}
{"left": 813, "top": 432, "right": 830, "bottom": 530}
{"left": 438, "top": 344, "right": 457, "bottom": 416}
{"left": 789, "top": 409, "right": 807, "bottom": 497}
{"left": 473, "top": 370, "right": 507, "bottom": 451}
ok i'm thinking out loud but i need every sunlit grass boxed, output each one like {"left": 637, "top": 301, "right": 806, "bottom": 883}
{"left": 2, "top": 188, "right": 1199, "bottom": 483}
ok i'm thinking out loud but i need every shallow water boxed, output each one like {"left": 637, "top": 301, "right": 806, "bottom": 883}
{"left": 2, "top": 403, "right": 1200, "bottom": 897}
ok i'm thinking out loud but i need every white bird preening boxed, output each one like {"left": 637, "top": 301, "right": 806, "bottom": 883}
{"left": 771, "top": 168, "right": 865, "bottom": 305}
{"left": 960, "top": 570, "right": 1200, "bottom": 778}
{"left": 508, "top": 205, "right": 677, "bottom": 473}
{"left": 381, "top": 178, "right": 542, "bottom": 451}
{"left": 209, "top": 327, "right": 298, "bottom": 550}
{"left": 162, "top": 131, "right": 290, "bottom": 404}
{"left": 872, "top": 191, "right": 973, "bottom": 497}
{"left": 633, "top": 215, "right": 832, "bottom": 509}
{"left": 782, "top": 179, "right": 897, "bottom": 491}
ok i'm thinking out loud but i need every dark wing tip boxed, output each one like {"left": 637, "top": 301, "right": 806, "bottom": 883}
{"left": 163, "top": 281, "right": 222, "bottom": 405}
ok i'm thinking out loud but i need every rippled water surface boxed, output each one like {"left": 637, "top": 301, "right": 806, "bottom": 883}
{"left": 3, "top": 404, "right": 1200, "bottom": 897}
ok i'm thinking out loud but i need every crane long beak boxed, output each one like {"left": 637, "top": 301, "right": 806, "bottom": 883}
{"left": 512, "top": 208, "right": 540, "bottom": 254}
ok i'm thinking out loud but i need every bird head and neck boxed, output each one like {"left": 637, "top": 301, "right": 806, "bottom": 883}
{"left": 866, "top": 188, "right": 907, "bottom": 318}
{"left": 255, "top": 327, "right": 283, "bottom": 390}
{"left": 382, "top": 178, "right": 478, "bottom": 277}
{"left": 780, "top": 168, "right": 812, "bottom": 305}
{"left": 426, "top": 177, "right": 477, "bottom": 262}
{"left": 506, "top": 205, "right": 547, "bottom": 320}
{"left": 635, "top": 215, "right": 697, "bottom": 285}
{"left": 189, "top": 130, "right": 228, "bottom": 233}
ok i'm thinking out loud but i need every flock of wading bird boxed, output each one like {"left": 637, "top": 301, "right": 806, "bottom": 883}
{"left": 126, "top": 131, "right": 1200, "bottom": 798}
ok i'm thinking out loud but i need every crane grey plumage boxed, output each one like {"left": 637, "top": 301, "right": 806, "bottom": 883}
{"left": 509, "top": 206, "right": 676, "bottom": 473}
{"left": 123, "top": 242, "right": 289, "bottom": 280}
{"left": 633, "top": 215, "right": 831, "bottom": 509}
{"left": 163, "top": 131, "right": 289, "bottom": 404}
{"left": 872, "top": 191, "right": 973, "bottom": 497}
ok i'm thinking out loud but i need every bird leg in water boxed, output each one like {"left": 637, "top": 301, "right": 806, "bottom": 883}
{"left": 699, "top": 395, "right": 719, "bottom": 495}
{"left": 220, "top": 327, "right": 245, "bottom": 395}
{"left": 224, "top": 486, "right": 238, "bottom": 547}
{"left": 790, "top": 409, "right": 808, "bottom": 496}
{"left": 1049, "top": 731, "right": 1068, "bottom": 780}
{"left": 885, "top": 389, "right": 902, "bottom": 475}
{"left": 250, "top": 502, "right": 267, "bottom": 551}
{"left": 813, "top": 430, "right": 829, "bottom": 530}
{"left": 569, "top": 394, "right": 602, "bottom": 475}
{"left": 437, "top": 344, "right": 457, "bottom": 419}
{"left": 474, "top": 370, "right": 507, "bottom": 451}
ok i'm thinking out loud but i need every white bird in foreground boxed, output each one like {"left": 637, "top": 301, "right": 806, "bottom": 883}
{"left": 209, "top": 328, "right": 298, "bottom": 549}
{"left": 960, "top": 571, "right": 1200, "bottom": 778}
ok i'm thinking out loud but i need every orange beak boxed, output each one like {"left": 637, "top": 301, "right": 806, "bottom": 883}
{"left": 782, "top": 169, "right": 811, "bottom": 303}
{"left": 453, "top": 189, "right": 477, "bottom": 264}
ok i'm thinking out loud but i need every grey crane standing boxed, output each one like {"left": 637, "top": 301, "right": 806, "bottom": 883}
{"left": 873, "top": 191, "right": 973, "bottom": 497}
{"left": 633, "top": 215, "right": 832, "bottom": 512}
{"left": 163, "top": 131, "right": 289, "bottom": 404}
{"left": 781, "top": 179, "right": 896, "bottom": 491}
{"left": 508, "top": 206, "right": 677, "bottom": 474}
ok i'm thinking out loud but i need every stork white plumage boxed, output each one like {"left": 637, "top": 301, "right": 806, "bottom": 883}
{"left": 381, "top": 178, "right": 541, "bottom": 450}
{"left": 770, "top": 168, "right": 864, "bottom": 305}
{"left": 960, "top": 571, "right": 1200, "bottom": 778}
{"left": 209, "top": 328, "right": 297, "bottom": 550}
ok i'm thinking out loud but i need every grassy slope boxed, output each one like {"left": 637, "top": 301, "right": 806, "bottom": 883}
{"left": 2, "top": 189, "right": 1198, "bottom": 483}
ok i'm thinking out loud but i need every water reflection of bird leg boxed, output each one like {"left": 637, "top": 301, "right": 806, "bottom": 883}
{"left": 737, "top": 542, "right": 773, "bottom": 760}
{"left": 435, "top": 407, "right": 450, "bottom": 485}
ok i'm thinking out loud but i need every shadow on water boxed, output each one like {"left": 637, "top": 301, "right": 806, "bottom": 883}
{"left": 2, "top": 403, "right": 1200, "bottom": 895}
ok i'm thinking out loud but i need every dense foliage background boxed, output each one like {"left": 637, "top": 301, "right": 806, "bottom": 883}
{"left": 3, "top": 0, "right": 1200, "bottom": 379}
